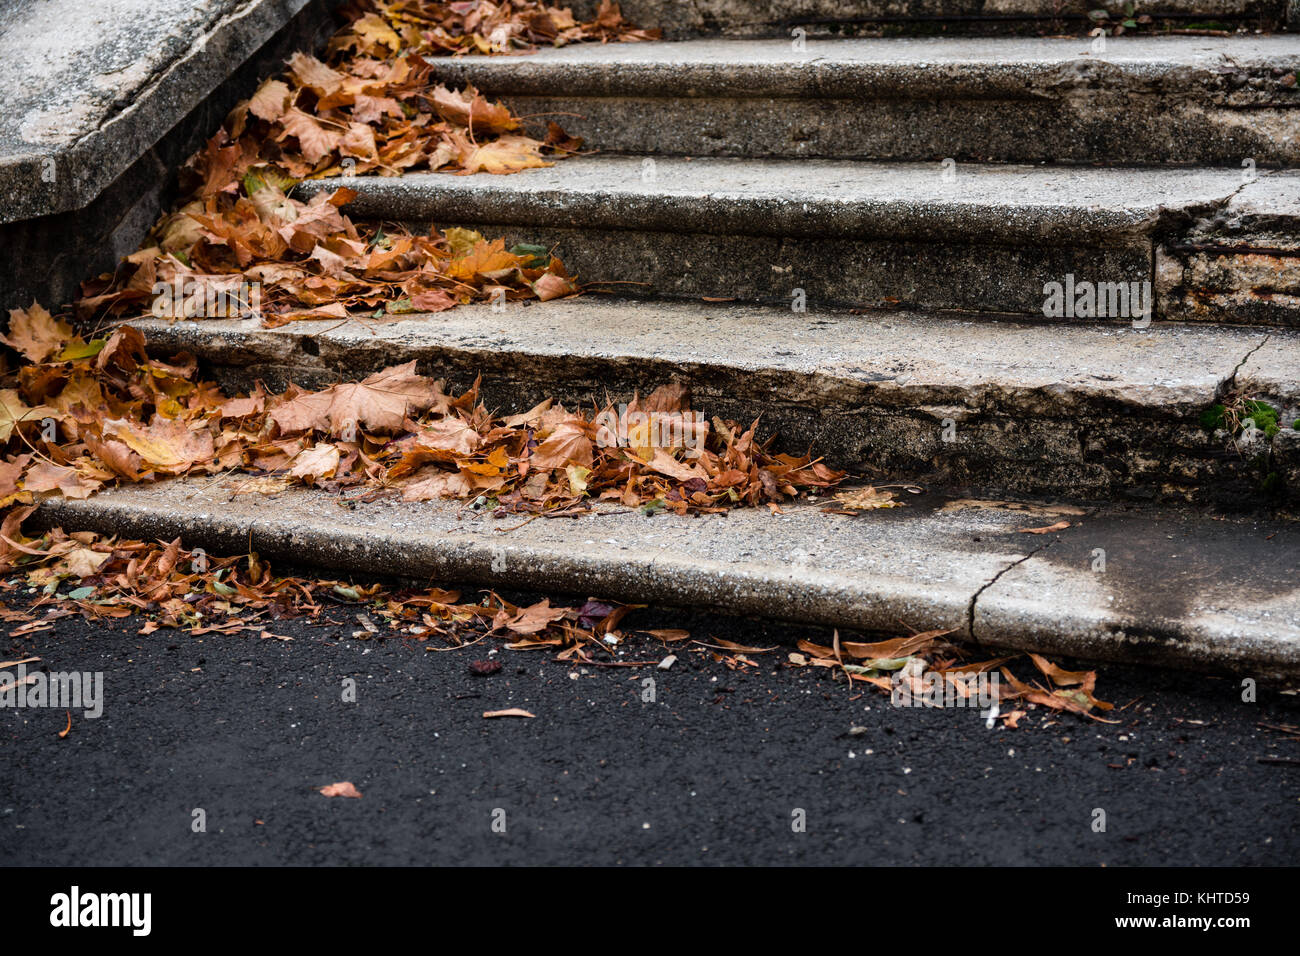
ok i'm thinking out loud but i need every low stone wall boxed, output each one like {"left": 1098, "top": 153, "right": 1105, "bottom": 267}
{"left": 0, "top": 0, "right": 344, "bottom": 314}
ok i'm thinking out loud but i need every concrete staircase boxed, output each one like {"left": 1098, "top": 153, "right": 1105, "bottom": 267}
{"left": 18, "top": 4, "right": 1300, "bottom": 673}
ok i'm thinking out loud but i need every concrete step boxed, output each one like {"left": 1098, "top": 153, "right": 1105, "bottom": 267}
{"left": 300, "top": 158, "right": 1300, "bottom": 325}
{"left": 569, "top": 0, "right": 1296, "bottom": 37}
{"left": 127, "top": 301, "right": 1300, "bottom": 505}
{"left": 32, "top": 478, "right": 1300, "bottom": 677}
{"left": 426, "top": 36, "right": 1300, "bottom": 166}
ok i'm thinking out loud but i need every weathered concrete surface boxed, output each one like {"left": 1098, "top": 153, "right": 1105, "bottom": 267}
{"left": 32, "top": 480, "right": 1300, "bottom": 676}
{"left": 303, "top": 158, "right": 1276, "bottom": 317}
{"left": 566, "top": 0, "right": 1292, "bottom": 37}
{"left": 975, "top": 506, "right": 1300, "bottom": 675}
{"left": 0, "top": 0, "right": 320, "bottom": 224}
{"left": 1158, "top": 173, "right": 1300, "bottom": 326}
{"left": 0, "top": 0, "right": 343, "bottom": 313}
{"left": 131, "top": 300, "right": 1300, "bottom": 503}
{"left": 311, "top": 157, "right": 1247, "bottom": 244}
{"left": 428, "top": 36, "right": 1300, "bottom": 164}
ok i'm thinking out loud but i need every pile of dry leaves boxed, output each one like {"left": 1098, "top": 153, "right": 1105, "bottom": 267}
{"left": 0, "top": 303, "right": 844, "bottom": 516}
{"left": 0, "top": 302, "right": 1115, "bottom": 724}
{"left": 76, "top": 1, "right": 655, "bottom": 325}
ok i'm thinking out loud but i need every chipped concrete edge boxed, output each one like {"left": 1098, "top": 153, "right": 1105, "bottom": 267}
{"left": 30, "top": 493, "right": 1300, "bottom": 679}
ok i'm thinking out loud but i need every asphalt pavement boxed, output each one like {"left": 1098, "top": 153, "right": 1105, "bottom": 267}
{"left": 3, "top": 598, "right": 1298, "bottom": 866}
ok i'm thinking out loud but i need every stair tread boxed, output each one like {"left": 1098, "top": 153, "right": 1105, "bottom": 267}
{"left": 129, "top": 300, "right": 1300, "bottom": 412}
{"left": 303, "top": 158, "right": 1288, "bottom": 244}
{"left": 36, "top": 477, "right": 1300, "bottom": 675}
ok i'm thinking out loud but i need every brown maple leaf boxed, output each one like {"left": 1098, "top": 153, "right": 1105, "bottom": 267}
{"left": 269, "top": 361, "right": 446, "bottom": 436}
{"left": 318, "top": 781, "right": 362, "bottom": 798}
{"left": 102, "top": 417, "right": 216, "bottom": 473}
{"left": 1, "top": 303, "right": 73, "bottom": 363}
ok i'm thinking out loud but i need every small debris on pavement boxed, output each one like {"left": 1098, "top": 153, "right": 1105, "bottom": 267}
{"left": 318, "top": 781, "right": 362, "bottom": 798}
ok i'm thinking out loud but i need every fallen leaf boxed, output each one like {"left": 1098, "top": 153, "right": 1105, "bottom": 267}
{"left": 834, "top": 486, "right": 902, "bottom": 510}
{"left": 319, "top": 781, "right": 362, "bottom": 798}
{"left": 2, "top": 303, "right": 73, "bottom": 363}
{"left": 1018, "top": 520, "right": 1072, "bottom": 534}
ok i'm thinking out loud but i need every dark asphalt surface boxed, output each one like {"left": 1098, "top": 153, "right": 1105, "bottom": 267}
{"left": 3, "top": 595, "right": 1298, "bottom": 866}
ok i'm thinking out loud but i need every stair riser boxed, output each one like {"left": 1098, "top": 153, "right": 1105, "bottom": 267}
{"left": 136, "top": 322, "right": 1299, "bottom": 505}
{"left": 500, "top": 95, "right": 1298, "bottom": 166}
{"left": 568, "top": 0, "right": 1293, "bottom": 36}
{"left": 302, "top": 163, "right": 1300, "bottom": 326}
{"left": 402, "top": 220, "right": 1153, "bottom": 318}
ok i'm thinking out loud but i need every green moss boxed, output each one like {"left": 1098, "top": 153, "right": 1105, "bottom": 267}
{"left": 1243, "top": 400, "right": 1281, "bottom": 438}
{"left": 1200, "top": 403, "right": 1227, "bottom": 431}
{"left": 1201, "top": 398, "right": 1281, "bottom": 438}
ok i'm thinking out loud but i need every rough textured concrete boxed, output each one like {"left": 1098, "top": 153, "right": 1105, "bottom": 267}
{"left": 1158, "top": 174, "right": 1300, "bottom": 326}
{"left": 131, "top": 300, "right": 1300, "bottom": 503}
{"left": 567, "top": 0, "right": 1291, "bottom": 37}
{"left": 0, "top": 0, "right": 344, "bottom": 313}
{"left": 303, "top": 158, "right": 1288, "bottom": 318}
{"left": 0, "top": 0, "right": 321, "bottom": 224}
{"left": 428, "top": 36, "right": 1300, "bottom": 164}
{"left": 310, "top": 158, "right": 1247, "bottom": 244}
{"left": 1238, "top": 333, "right": 1300, "bottom": 493}
{"left": 32, "top": 481, "right": 1300, "bottom": 676}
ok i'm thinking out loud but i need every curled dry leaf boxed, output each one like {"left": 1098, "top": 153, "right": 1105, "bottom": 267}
{"left": 319, "top": 781, "right": 363, "bottom": 798}
{"left": 1018, "top": 520, "right": 1072, "bottom": 534}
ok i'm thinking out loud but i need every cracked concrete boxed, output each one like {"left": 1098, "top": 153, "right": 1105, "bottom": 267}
{"left": 966, "top": 537, "right": 1061, "bottom": 644}
{"left": 1158, "top": 173, "right": 1300, "bottom": 325}
{"left": 131, "top": 299, "right": 1300, "bottom": 502}
{"left": 31, "top": 479, "right": 1300, "bottom": 676}
{"left": 974, "top": 505, "right": 1300, "bottom": 674}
